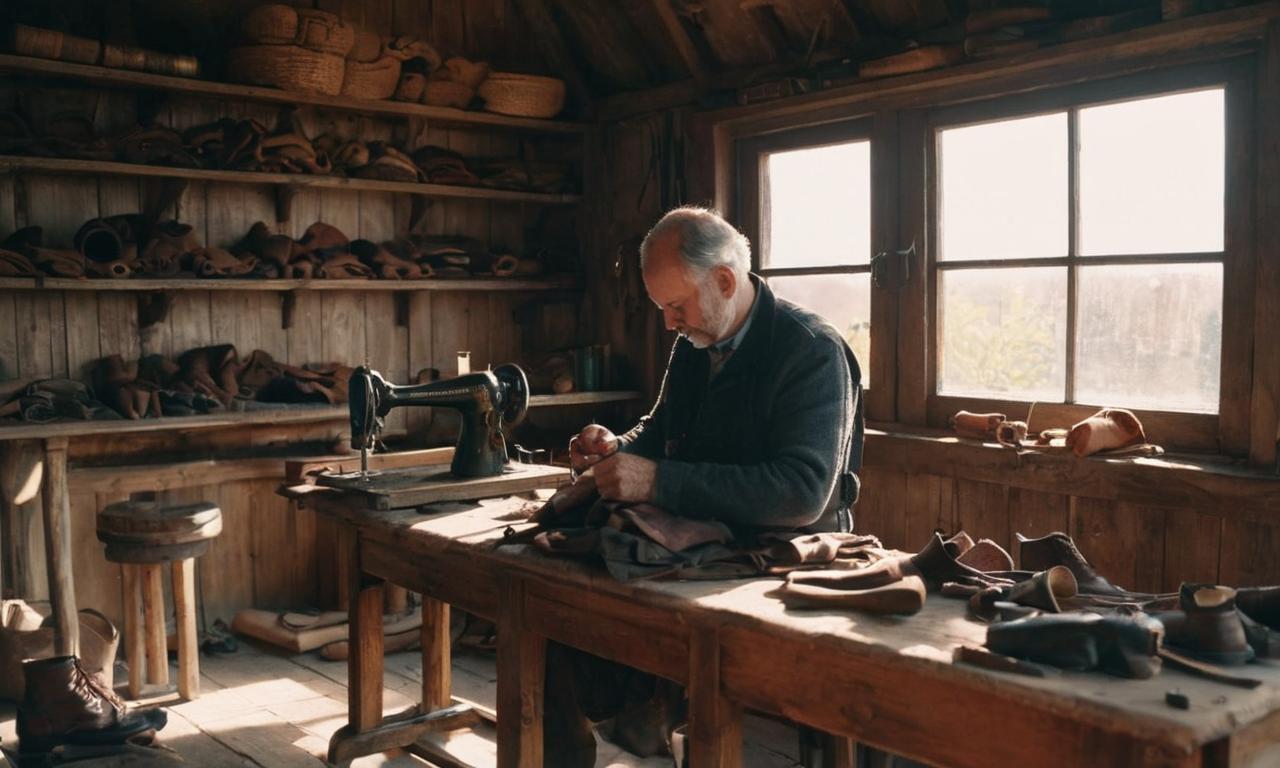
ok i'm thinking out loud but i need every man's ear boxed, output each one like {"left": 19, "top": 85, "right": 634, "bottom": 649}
{"left": 713, "top": 265, "right": 736, "bottom": 298}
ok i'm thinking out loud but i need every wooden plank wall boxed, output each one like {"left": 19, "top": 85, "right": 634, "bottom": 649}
{"left": 0, "top": 0, "right": 598, "bottom": 628}
{"left": 854, "top": 464, "right": 1280, "bottom": 593}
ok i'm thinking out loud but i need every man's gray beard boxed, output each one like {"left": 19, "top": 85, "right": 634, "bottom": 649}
{"left": 684, "top": 283, "right": 736, "bottom": 349}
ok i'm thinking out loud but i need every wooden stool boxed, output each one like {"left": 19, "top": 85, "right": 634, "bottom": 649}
{"left": 96, "top": 498, "right": 222, "bottom": 700}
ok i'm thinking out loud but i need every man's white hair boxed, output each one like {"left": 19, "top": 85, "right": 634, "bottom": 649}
{"left": 639, "top": 206, "right": 751, "bottom": 284}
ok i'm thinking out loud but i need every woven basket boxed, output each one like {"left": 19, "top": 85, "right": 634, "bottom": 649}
{"left": 242, "top": 4, "right": 298, "bottom": 45}
{"left": 293, "top": 9, "right": 354, "bottom": 56}
{"left": 241, "top": 4, "right": 353, "bottom": 56}
{"left": 341, "top": 54, "right": 401, "bottom": 99}
{"left": 228, "top": 45, "right": 345, "bottom": 96}
{"left": 143, "top": 51, "right": 200, "bottom": 78}
{"left": 11, "top": 24, "right": 63, "bottom": 59}
{"left": 348, "top": 30, "right": 382, "bottom": 63}
{"left": 478, "top": 72, "right": 566, "bottom": 119}
{"left": 423, "top": 79, "right": 473, "bottom": 109}
{"left": 60, "top": 33, "right": 100, "bottom": 64}
{"left": 102, "top": 43, "right": 146, "bottom": 71}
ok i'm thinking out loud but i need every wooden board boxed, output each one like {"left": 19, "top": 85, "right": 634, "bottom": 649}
{"left": 316, "top": 462, "right": 568, "bottom": 510}
{"left": 0, "top": 155, "right": 581, "bottom": 205}
{"left": 0, "top": 53, "right": 585, "bottom": 134}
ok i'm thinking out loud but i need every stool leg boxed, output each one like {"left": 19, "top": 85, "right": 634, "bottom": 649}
{"left": 172, "top": 558, "right": 199, "bottom": 699}
{"left": 123, "top": 564, "right": 145, "bottom": 699}
{"left": 142, "top": 564, "right": 169, "bottom": 687}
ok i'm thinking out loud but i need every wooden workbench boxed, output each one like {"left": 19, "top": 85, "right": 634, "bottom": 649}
{"left": 311, "top": 492, "right": 1280, "bottom": 768}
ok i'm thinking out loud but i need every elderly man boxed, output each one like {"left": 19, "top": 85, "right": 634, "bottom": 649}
{"left": 546, "top": 206, "right": 865, "bottom": 764}
{"left": 572, "top": 204, "right": 863, "bottom": 535}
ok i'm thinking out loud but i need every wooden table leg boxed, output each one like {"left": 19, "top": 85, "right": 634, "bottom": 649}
{"left": 142, "top": 564, "right": 168, "bottom": 686}
{"left": 421, "top": 596, "right": 451, "bottom": 710}
{"left": 349, "top": 532, "right": 384, "bottom": 732}
{"left": 497, "top": 575, "right": 545, "bottom": 768}
{"left": 328, "top": 530, "right": 477, "bottom": 767}
{"left": 40, "top": 437, "right": 78, "bottom": 657}
{"left": 173, "top": 558, "right": 199, "bottom": 700}
{"left": 0, "top": 440, "right": 42, "bottom": 600}
{"left": 123, "top": 564, "right": 145, "bottom": 699}
{"left": 688, "top": 628, "right": 742, "bottom": 768}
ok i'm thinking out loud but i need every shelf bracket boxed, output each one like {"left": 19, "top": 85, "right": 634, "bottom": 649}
{"left": 137, "top": 291, "right": 172, "bottom": 330}
{"left": 276, "top": 184, "right": 302, "bottom": 224}
{"left": 281, "top": 290, "right": 297, "bottom": 330}
{"left": 394, "top": 292, "right": 410, "bottom": 328}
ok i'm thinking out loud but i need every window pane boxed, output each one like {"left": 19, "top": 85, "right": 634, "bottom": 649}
{"left": 939, "top": 113, "right": 1067, "bottom": 261}
{"left": 769, "top": 274, "right": 871, "bottom": 380}
{"left": 1076, "top": 263, "right": 1221, "bottom": 412}
{"left": 939, "top": 267, "right": 1067, "bottom": 400}
{"left": 764, "top": 141, "right": 871, "bottom": 268}
{"left": 1079, "top": 89, "right": 1224, "bottom": 255}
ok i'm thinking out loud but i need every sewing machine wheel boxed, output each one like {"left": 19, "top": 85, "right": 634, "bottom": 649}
{"left": 494, "top": 363, "right": 529, "bottom": 428}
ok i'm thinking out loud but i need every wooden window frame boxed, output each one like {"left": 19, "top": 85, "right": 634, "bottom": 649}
{"left": 735, "top": 117, "right": 899, "bottom": 421}
{"left": 921, "top": 60, "right": 1254, "bottom": 453}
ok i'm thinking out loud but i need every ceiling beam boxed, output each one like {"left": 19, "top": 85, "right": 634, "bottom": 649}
{"left": 652, "top": 0, "right": 712, "bottom": 88}
{"left": 511, "top": 0, "right": 596, "bottom": 118}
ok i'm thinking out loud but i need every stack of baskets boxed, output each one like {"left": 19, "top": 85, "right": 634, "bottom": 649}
{"left": 228, "top": 4, "right": 354, "bottom": 95}
{"left": 9, "top": 23, "right": 199, "bottom": 76}
{"left": 478, "top": 72, "right": 566, "bottom": 119}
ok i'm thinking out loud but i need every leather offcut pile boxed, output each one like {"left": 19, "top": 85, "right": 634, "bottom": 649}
{"left": 0, "top": 345, "right": 353, "bottom": 423}
{"left": 0, "top": 217, "right": 545, "bottom": 281}
{"left": 950, "top": 406, "right": 1163, "bottom": 458}
{"left": 0, "top": 109, "right": 576, "bottom": 193}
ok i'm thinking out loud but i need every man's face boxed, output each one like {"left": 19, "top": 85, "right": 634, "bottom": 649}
{"left": 643, "top": 238, "right": 735, "bottom": 349}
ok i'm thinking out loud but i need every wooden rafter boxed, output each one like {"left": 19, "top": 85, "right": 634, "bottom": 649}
{"left": 652, "top": 0, "right": 712, "bottom": 87}
{"left": 511, "top": 0, "right": 595, "bottom": 117}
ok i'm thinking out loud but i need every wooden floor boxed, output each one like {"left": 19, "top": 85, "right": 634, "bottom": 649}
{"left": 0, "top": 642, "right": 805, "bottom": 767}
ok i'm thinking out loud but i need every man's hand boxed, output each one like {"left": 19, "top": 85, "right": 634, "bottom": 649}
{"left": 592, "top": 453, "right": 657, "bottom": 503}
{"left": 569, "top": 423, "right": 619, "bottom": 474}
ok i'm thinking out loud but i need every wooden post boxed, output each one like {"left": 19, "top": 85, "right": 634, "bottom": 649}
{"left": 496, "top": 575, "right": 545, "bottom": 768}
{"left": 142, "top": 564, "right": 168, "bottom": 686}
{"left": 688, "top": 628, "right": 742, "bottom": 768}
{"left": 385, "top": 584, "right": 408, "bottom": 615}
{"left": 40, "top": 437, "right": 78, "bottom": 656}
{"left": 349, "top": 532, "right": 385, "bottom": 732}
{"left": 172, "top": 557, "right": 199, "bottom": 699}
{"left": 123, "top": 563, "right": 145, "bottom": 699}
{"left": 421, "top": 596, "right": 451, "bottom": 711}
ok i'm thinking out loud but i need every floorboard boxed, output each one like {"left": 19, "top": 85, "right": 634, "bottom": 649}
{"left": 0, "top": 642, "right": 804, "bottom": 767}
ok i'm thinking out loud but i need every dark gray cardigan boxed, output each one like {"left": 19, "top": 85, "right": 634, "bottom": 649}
{"left": 619, "top": 277, "right": 864, "bottom": 537}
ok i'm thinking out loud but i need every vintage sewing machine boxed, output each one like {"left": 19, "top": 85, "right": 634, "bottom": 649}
{"left": 312, "top": 364, "right": 568, "bottom": 508}
{"left": 351, "top": 363, "right": 531, "bottom": 477}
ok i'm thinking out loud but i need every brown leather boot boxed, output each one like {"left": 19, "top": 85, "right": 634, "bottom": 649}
{"left": 16, "top": 656, "right": 166, "bottom": 755}
{"left": 1016, "top": 531, "right": 1130, "bottom": 597}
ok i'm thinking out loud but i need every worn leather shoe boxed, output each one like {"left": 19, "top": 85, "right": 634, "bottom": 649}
{"left": 17, "top": 656, "right": 166, "bottom": 755}
{"left": 1017, "top": 531, "right": 1130, "bottom": 597}
{"left": 1155, "top": 584, "right": 1255, "bottom": 666}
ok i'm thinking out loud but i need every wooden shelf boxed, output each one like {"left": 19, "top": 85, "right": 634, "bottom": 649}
{"left": 0, "top": 275, "right": 582, "bottom": 292}
{"left": 0, "top": 155, "right": 581, "bottom": 204}
{"left": 0, "top": 404, "right": 348, "bottom": 441}
{"left": 0, "top": 393, "right": 640, "bottom": 441}
{"left": 0, "top": 53, "right": 587, "bottom": 135}
{"left": 528, "top": 391, "right": 642, "bottom": 407}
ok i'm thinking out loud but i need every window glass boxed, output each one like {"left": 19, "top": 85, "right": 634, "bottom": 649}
{"left": 939, "top": 267, "right": 1068, "bottom": 400}
{"left": 764, "top": 141, "right": 871, "bottom": 268}
{"left": 1079, "top": 89, "right": 1224, "bottom": 255}
{"left": 769, "top": 274, "right": 871, "bottom": 374}
{"left": 1075, "top": 263, "right": 1221, "bottom": 412}
{"left": 939, "top": 113, "right": 1068, "bottom": 262}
